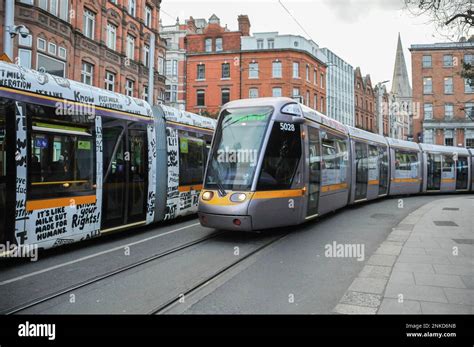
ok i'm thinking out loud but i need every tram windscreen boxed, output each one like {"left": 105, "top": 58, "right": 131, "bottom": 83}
{"left": 205, "top": 107, "right": 273, "bottom": 191}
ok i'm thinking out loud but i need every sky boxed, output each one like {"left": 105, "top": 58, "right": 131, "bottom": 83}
{"left": 159, "top": 0, "right": 461, "bottom": 91}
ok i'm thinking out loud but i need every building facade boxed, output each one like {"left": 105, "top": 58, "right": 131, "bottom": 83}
{"left": 184, "top": 15, "right": 327, "bottom": 117}
{"left": 410, "top": 40, "right": 474, "bottom": 148}
{"left": 374, "top": 83, "right": 390, "bottom": 136}
{"left": 319, "top": 48, "right": 355, "bottom": 126}
{"left": 0, "top": 0, "right": 166, "bottom": 104}
{"left": 160, "top": 18, "right": 194, "bottom": 110}
{"left": 185, "top": 14, "right": 247, "bottom": 117}
{"left": 240, "top": 32, "right": 327, "bottom": 112}
{"left": 390, "top": 34, "right": 412, "bottom": 140}
{"left": 354, "top": 67, "right": 376, "bottom": 133}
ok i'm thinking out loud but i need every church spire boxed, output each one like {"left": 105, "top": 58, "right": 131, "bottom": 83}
{"left": 391, "top": 33, "right": 412, "bottom": 98}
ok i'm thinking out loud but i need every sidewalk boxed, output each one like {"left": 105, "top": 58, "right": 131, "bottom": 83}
{"left": 334, "top": 195, "right": 474, "bottom": 314}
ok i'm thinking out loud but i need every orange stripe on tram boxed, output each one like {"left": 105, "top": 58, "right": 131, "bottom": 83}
{"left": 392, "top": 178, "right": 420, "bottom": 183}
{"left": 26, "top": 195, "right": 97, "bottom": 211}
{"left": 178, "top": 185, "right": 203, "bottom": 193}
{"left": 320, "top": 183, "right": 348, "bottom": 193}
{"left": 253, "top": 189, "right": 305, "bottom": 199}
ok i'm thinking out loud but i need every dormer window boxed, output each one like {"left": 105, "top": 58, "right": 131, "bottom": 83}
{"left": 205, "top": 38, "right": 212, "bottom": 52}
{"left": 216, "top": 38, "right": 223, "bottom": 52}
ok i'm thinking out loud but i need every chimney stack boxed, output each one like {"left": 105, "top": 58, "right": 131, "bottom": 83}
{"left": 238, "top": 15, "right": 250, "bottom": 36}
{"left": 186, "top": 16, "right": 197, "bottom": 33}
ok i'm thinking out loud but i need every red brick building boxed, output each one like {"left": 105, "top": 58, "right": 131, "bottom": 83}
{"left": 185, "top": 14, "right": 246, "bottom": 117}
{"left": 410, "top": 40, "right": 474, "bottom": 147}
{"left": 185, "top": 15, "right": 327, "bottom": 117}
{"left": 0, "top": 0, "right": 166, "bottom": 103}
{"left": 354, "top": 67, "right": 376, "bottom": 133}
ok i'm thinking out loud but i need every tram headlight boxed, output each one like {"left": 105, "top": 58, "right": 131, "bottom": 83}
{"left": 230, "top": 193, "right": 247, "bottom": 203}
{"left": 201, "top": 191, "right": 214, "bottom": 201}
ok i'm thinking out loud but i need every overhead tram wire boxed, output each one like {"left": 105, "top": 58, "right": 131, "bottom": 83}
{"left": 277, "top": 0, "right": 315, "bottom": 43}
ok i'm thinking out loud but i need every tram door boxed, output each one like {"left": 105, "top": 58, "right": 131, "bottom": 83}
{"left": 378, "top": 146, "right": 389, "bottom": 196}
{"left": 355, "top": 142, "right": 368, "bottom": 200}
{"left": 306, "top": 127, "right": 321, "bottom": 217}
{"left": 427, "top": 153, "right": 441, "bottom": 191}
{"left": 456, "top": 156, "right": 469, "bottom": 190}
{"left": 102, "top": 121, "right": 148, "bottom": 230}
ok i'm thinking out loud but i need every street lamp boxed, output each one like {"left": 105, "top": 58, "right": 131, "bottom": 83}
{"left": 2, "top": 0, "right": 31, "bottom": 61}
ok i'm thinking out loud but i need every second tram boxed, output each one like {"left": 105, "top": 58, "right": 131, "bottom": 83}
{"left": 198, "top": 97, "right": 473, "bottom": 231}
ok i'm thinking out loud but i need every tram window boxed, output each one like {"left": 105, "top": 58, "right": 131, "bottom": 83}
{"left": 456, "top": 156, "right": 469, "bottom": 190}
{"left": 257, "top": 122, "right": 301, "bottom": 190}
{"left": 29, "top": 122, "right": 95, "bottom": 199}
{"left": 321, "top": 132, "right": 348, "bottom": 188}
{"left": 179, "top": 131, "right": 205, "bottom": 186}
{"left": 368, "top": 145, "right": 379, "bottom": 182}
{"left": 395, "top": 150, "right": 419, "bottom": 178}
{"left": 442, "top": 154, "right": 455, "bottom": 179}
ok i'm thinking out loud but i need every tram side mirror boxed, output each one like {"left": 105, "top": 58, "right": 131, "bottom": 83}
{"left": 291, "top": 116, "right": 305, "bottom": 124}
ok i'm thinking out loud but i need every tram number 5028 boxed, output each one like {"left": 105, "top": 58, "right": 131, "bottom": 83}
{"left": 280, "top": 123, "right": 295, "bottom": 132}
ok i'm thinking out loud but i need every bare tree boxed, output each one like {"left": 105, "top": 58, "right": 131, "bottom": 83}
{"left": 405, "top": 0, "right": 473, "bottom": 85}
{"left": 404, "top": 0, "right": 473, "bottom": 38}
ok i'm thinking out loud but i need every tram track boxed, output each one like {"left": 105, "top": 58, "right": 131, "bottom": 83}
{"left": 3, "top": 230, "right": 230, "bottom": 315}
{"left": 150, "top": 231, "right": 290, "bottom": 315}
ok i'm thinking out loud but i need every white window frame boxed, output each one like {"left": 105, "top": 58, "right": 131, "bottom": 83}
{"left": 126, "top": 35, "right": 135, "bottom": 60}
{"left": 37, "top": 52, "right": 66, "bottom": 77}
{"left": 81, "top": 62, "right": 94, "bottom": 85}
{"left": 215, "top": 38, "right": 223, "bottom": 52}
{"left": 249, "top": 88, "right": 259, "bottom": 98}
{"left": 422, "top": 55, "right": 432, "bottom": 68}
{"left": 424, "top": 103, "right": 433, "bottom": 120}
{"left": 19, "top": 34, "right": 32, "bottom": 47}
{"left": 444, "top": 77, "right": 453, "bottom": 94}
{"left": 293, "top": 62, "right": 299, "bottom": 78}
{"left": 106, "top": 23, "right": 117, "bottom": 51}
{"left": 272, "top": 87, "right": 282, "bottom": 97}
{"left": 143, "top": 45, "right": 150, "bottom": 67}
{"left": 58, "top": 46, "right": 67, "bottom": 60}
{"left": 145, "top": 6, "right": 152, "bottom": 27}
{"left": 423, "top": 77, "right": 433, "bottom": 94}
{"left": 272, "top": 61, "right": 282, "bottom": 78}
{"left": 128, "top": 0, "right": 136, "bottom": 16}
{"left": 83, "top": 9, "right": 95, "bottom": 39}
{"left": 105, "top": 71, "right": 115, "bottom": 91}
{"left": 37, "top": 38, "right": 47, "bottom": 51}
{"left": 18, "top": 49, "right": 32, "bottom": 69}
{"left": 205, "top": 38, "right": 212, "bottom": 52}
{"left": 48, "top": 42, "right": 57, "bottom": 55}
{"left": 445, "top": 103, "right": 454, "bottom": 119}
{"left": 249, "top": 62, "right": 259, "bottom": 79}
{"left": 125, "top": 79, "right": 135, "bottom": 97}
